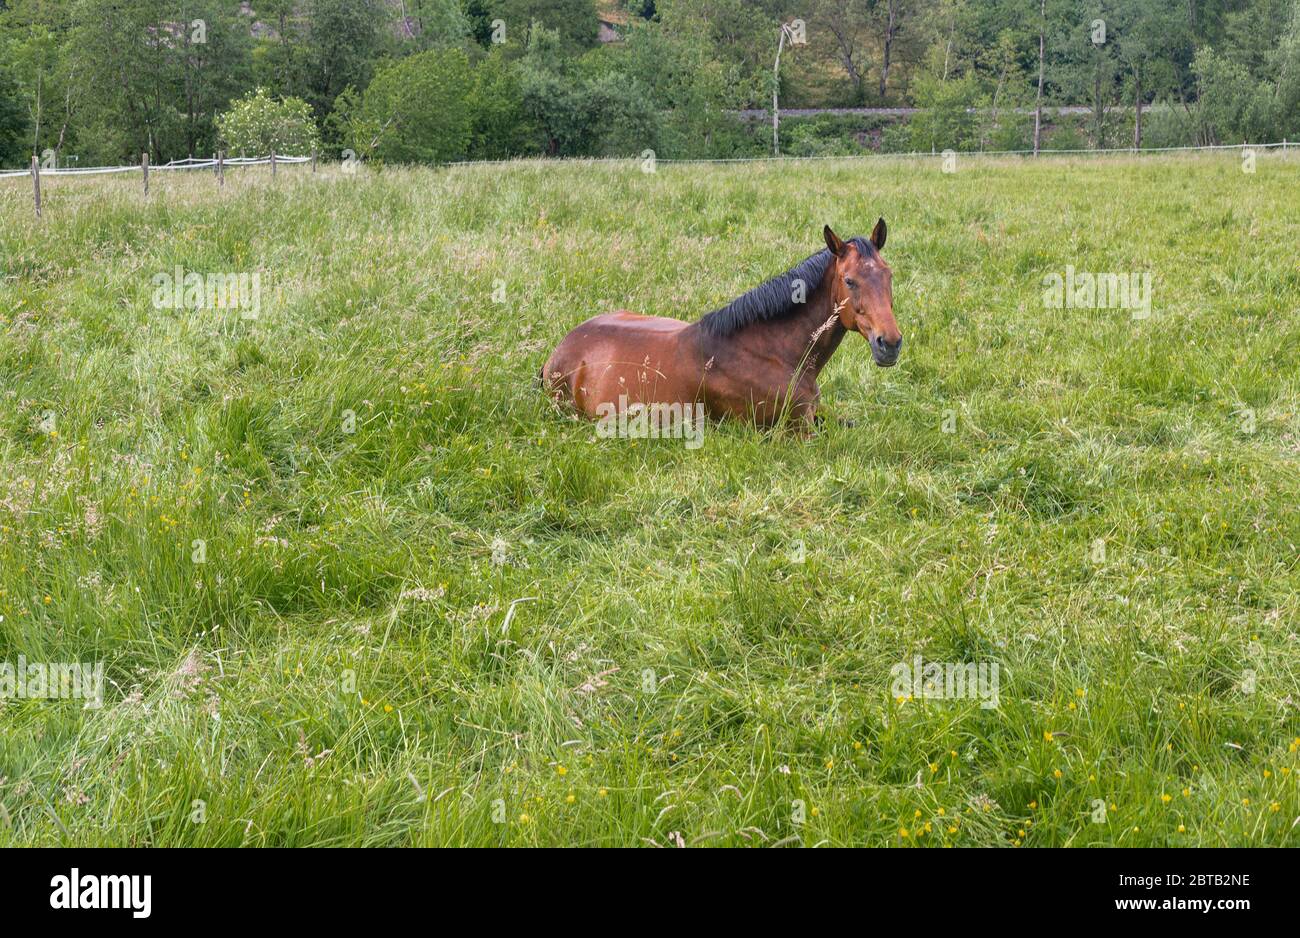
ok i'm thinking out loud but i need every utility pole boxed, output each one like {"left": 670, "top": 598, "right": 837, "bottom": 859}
{"left": 1033, "top": 0, "right": 1046, "bottom": 155}
{"left": 773, "top": 23, "right": 798, "bottom": 157}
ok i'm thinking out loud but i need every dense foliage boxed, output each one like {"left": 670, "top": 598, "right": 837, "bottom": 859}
{"left": 2, "top": 0, "right": 1299, "bottom": 166}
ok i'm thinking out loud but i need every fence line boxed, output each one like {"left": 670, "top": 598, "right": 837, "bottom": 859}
{"left": 4, "top": 140, "right": 1291, "bottom": 180}
{"left": 442, "top": 140, "right": 1293, "bottom": 168}
{"left": 6, "top": 139, "right": 1291, "bottom": 182}
{"left": 0, "top": 153, "right": 311, "bottom": 180}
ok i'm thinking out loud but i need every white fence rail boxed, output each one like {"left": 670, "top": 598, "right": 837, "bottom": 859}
{"left": 444, "top": 140, "right": 1294, "bottom": 168}
{"left": 3, "top": 140, "right": 1290, "bottom": 218}
{"left": 5, "top": 152, "right": 315, "bottom": 218}
{"left": 5, "top": 140, "right": 1292, "bottom": 180}
{"left": 0, "top": 154, "right": 311, "bottom": 179}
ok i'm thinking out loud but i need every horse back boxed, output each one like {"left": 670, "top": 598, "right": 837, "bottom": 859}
{"left": 542, "top": 311, "right": 702, "bottom": 416}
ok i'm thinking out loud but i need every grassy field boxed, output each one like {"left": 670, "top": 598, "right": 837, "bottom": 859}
{"left": 1, "top": 152, "right": 1298, "bottom": 847}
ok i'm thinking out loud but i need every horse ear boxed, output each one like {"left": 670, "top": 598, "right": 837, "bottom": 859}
{"left": 870, "top": 217, "right": 887, "bottom": 251}
{"left": 823, "top": 225, "right": 846, "bottom": 257}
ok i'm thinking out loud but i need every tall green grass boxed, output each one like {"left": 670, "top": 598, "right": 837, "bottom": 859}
{"left": 0, "top": 153, "right": 1297, "bottom": 846}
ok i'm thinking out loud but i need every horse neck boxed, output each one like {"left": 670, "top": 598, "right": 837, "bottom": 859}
{"left": 801, "top": 273, "right": 850, "bottom": 373}
{"left": 739, "top": 264, "right": 848, "bottom": 377}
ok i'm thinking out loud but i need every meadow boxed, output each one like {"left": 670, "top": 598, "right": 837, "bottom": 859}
{"left": 0, "top": 151, "right": 1297, "bottom": 847}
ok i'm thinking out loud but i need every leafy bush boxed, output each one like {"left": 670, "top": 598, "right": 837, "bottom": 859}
{"left": 982, "top": 110, "right": 1033, "bottom": 151}
{"left": 1043, "top": 124, "right": 1088, "bottom": 151}
{"left": 216, "top": 89, "right": 320, "bottom": 157}
{"left": 879, "top": 120, "right": 916, "bottom": 153}
{"left": 782, "top": 115, "right": 870, "bottom": 157}
{"left": 1139, "top": 106, "right": 1196, "bottom": 149}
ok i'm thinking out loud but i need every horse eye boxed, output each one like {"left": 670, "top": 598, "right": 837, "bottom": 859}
{"left": 844, "top": 277, "right": 857, "bottom": 289}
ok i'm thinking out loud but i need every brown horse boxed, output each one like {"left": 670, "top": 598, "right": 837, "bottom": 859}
{"left": 541, "top": 221, "right": 900, "bottom": 431}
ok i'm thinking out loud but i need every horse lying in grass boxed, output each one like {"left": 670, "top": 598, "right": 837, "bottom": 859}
{"left": 541, "top": 221, "right": 901, "bottom": 434}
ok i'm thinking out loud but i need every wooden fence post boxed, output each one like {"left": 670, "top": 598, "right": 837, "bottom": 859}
{"left": 217, "top": 150, "right": 224, "bottom": 187}
{"left": 32, "top": 155, "right": 42, "bottom": 219}
{"left": 311, "top": 148, "right": 317, "bottom": 173}
{"left": 270, "top": 150, "right": 276, "bottom": 177}
{"left": 142, "top": 152, "right": 149, "bottom": 196}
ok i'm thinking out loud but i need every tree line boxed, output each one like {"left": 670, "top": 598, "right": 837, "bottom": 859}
{"left": 2, "top": 0, "right": 1298, "bottom": 168}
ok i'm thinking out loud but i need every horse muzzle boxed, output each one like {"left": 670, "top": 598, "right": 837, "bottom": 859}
{"left": 870, "top": 334, "right": 902, "bottom": 367}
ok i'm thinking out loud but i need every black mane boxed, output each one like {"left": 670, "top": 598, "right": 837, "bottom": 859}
{"left": 697, "top": 237, "right": 875, "bottom": 337}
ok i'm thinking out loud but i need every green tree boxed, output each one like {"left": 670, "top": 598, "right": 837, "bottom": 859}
{"left": 1189, "top": 47, "right": 1273, "bottom": 144}
{"left": 1052, "top": 1, "right": 1123, "bottom": 147}
{"left": 2, "top": 0, "right": 86, "bottom": 161}
{"left": 515, "top": 25, "right": 658, "bottom": 156}
{"left": 487, "top": 0, "right": 599, "bottom": 54}
{"left": 463, "top": 0, "right": 497, "bottom": 46}
{"left": 907, "top": 71, "right": 982, "bottom": 150}
{"left": 468, "top": 48, "right": 533, "bottom": 159}
{"left": 399, "top": 0, "right": 472, "bottom": 49}
{"left": 515, "top": 27, "right": 590, "bottom": 154}
{"left": 1271, "top": 0, "right": 1300, "bottom": 139}
{"left": 250, "top": 0, "right": 313, "bottom": 103}
{"left": 619, "top": 18, "right": 736, "bottom": 156}
{"left": 0, "top": 65, "right": 29, "bottom": 166}
{"left": 303, "top": 0, "right": 389, "bottom": 116}
{"left": 1112, "top": 0, "right": 1186, "bottom": 148}
{"left": 872, "top": 0, "right": 922, "bottom": 102}
{"left": 255, "top": 0, "right": 389, "bottom": 122}
{"left": 805, "top": 0, "right": 873, "bottom": 104}
{"left": 982, "top": 28, "right": 1033, "bottom": 149}
{"left": 71, "top": 0, "right": 184, "bottom": 161}
{"left": 174, "top": 0, "right": 255, "bottom": 157}
{"left": 342, "top": 48, "right": 475, "bottom": 163}
{"left": 654, "top": 0, "right": 767, "bottom": 105}
{"left": 574, "top": 62, "right": 659, "bottom": 156}
{"left": 65, "top": 0, "right": 253, "bottom": 162}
